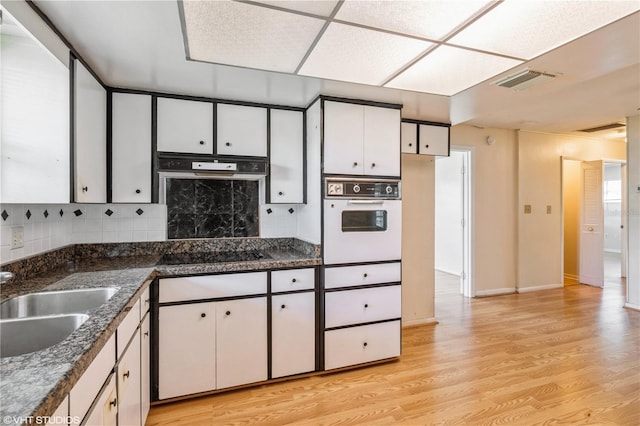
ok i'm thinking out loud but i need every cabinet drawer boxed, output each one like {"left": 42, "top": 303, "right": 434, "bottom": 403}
{"left": 324, "top": 320, "right": 400, "bottom": 370}
{"left": 117, "top": 298, "right": 141, "bottom": 359}
{"left": 324, "top": 262, "right": 401, "bottom": 289}
{"left": 325, "top": 285, "right": 400, "bottom": 328}
{"left": 159, "top": 272, "right": 267, "bottom": 303}
{"left": 272, "top": 268, "right": 315, "bottom": 293}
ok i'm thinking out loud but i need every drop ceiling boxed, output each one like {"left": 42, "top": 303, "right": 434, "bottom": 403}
{"left": 28, "top": 0, "right": 640, "bottom": 141}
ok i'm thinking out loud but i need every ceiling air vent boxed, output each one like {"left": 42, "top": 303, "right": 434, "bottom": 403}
{"left": 578, "top": 122, "right": 626, "bottom": 133}
{"left": 492, "top": 69, "right": 556, "bottom": 90}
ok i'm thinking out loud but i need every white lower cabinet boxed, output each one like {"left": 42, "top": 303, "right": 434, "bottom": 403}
{"left": 83, "top": 374, "right": 118, "bottom": 426}
{"left": 325, "top": 285, "right": 401, "bottom": 329}
{"left": 117, "top": 328, "right": 141, "bottom": 426}
{"left": 158, "top": 297, "right": 267, "bottom": 399}
{"left": 140, "top": 314, "right": 151, "bottom": 422}
{"left": 324, "top": 320, "right": 401, "bottom": 370}
{"left": 271, "top": 292, "right": 315, "bottom": 378}
{"left": 46, "top": 396, "right": 68, "bottom": 426}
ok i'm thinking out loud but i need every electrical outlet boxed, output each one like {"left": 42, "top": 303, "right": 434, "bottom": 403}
{"left": 524, "top": 204, "right": 532, "bottom": 214}
{"left": 11, "top": 226, "right": 24, "bottom": 249}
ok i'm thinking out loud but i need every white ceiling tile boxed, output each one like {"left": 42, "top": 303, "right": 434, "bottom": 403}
{"left": 449, "top": 0, "right": 640, "bottom": 59}
{"left": 386, "top": 45, "right": 523, "bottom": 96}
{"left": 252, "top": 0, "right": 339, "bottom": 17}
{"left": 298, "top": 22, "right": 433, "bottom": 85}
{"left": 183, "top": 0, "right": 325, "bottom": 73}
{"left": 336, "top": 0, "right": 495, "bottom": 40}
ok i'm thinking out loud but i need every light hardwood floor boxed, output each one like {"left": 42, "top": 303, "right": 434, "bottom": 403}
{"left": 147, "top": 281, "right": 639, "bottom": 425}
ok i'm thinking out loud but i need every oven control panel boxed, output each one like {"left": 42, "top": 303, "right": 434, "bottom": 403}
{"left": 325, "top": 178, "right": 401, "bottom": 199}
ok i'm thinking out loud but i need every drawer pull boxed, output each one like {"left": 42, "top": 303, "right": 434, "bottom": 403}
{"left": 226, "top": 310, "right": 231, "bottom": 316}
{"left": 123, "top": 370, "right": 130, "bottom": 379}
{"left": 363, "top": 273, "right": 368, "bottom": 278}
{"left": 199, "top": 140, "right": 205, "bottom": 145}
{"left": 292, "top": 278, "right": 297, "bottom": 283}
{"left": 364, "top": 304, "right": 369, "bottom": 309}
{"left": 281, "top": 304, "right": 286, "bottom": 309}
{"left": 201, "top": 313, "right": 206, "bottom": 318}
{"left": 363, "top": 342, "right": 368, "bottom": 348}
{"left": 144, "top": 331, "right": 149, "bottom": 337}
{"left": 353, "top": 162, "right": 358, "bottom": 167}
{"left": 109, "top": 398, "right": 117, "bottom": 407}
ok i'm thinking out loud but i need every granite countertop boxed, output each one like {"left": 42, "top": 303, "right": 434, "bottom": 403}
{"left": 0, "top": 239, "right": 320, "bottom": 424}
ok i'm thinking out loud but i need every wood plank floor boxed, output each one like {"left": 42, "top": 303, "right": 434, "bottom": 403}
{"left": 147, "top": 281, "right": 639, "bottom": 426}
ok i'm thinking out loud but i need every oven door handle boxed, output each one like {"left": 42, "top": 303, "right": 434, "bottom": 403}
{"left": 347, "top": 200, "right": 385, "bottom": 205}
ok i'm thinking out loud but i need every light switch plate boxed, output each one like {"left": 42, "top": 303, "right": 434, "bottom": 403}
{"left": 11, "top": 226, "right": 24, "bottom": 249}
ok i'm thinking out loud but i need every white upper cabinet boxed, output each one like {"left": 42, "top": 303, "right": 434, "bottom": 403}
{"left": 269, "top": 109, "right": 304, "bottom": 203}
{"left": 216, "top": 104, "right": 267, "bottom": 157}
{"left": 74, "top": 60, "right": 107, "bottom": 203}
{"left": 418, "top": 124, "right": 450, "bottom": 156}
{"left": 157, "top": 97, "right": 213, "bottom": 154}
{"left": 401, "top": 122, "right": 418, "bottom": 154}
{"left": 363, "top": 106, "right": 400, "bottom": 176}
{"left": 323, "top": 101, "right": 400, "bottom": 177}
{"left": 112, "top": 93, "right": 151, "bottom": 202}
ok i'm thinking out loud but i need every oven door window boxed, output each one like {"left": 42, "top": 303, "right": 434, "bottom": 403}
{"left": 341, "top": 210, "right": 388, "bottom": 232}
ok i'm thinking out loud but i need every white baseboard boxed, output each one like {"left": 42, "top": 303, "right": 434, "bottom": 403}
{"left": 474, "top": 288, "right": 516, "bottom": 297}
{"left": 623, "top": 303, "right": 640, "bottom": 312}
{"left": 402, "top": 317, "right": 439, "bottom": 328}
{"left": 517, "top": 284, "right": 564, "bottom": 293}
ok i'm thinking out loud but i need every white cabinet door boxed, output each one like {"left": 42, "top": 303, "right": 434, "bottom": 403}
{"left": 112, "top": 93, "right": 151, "bottom": 202}
{"left": 215, "top": 297, "right": 267, "bottom": 389}
{"left": 269, "top": 109, "right": 304, "bottom": 203}
{"left": 74, "top": 60, "right": 107, "bottom": 203}
{"left": 401, "top": 122, "right": 417, "bottom": 154}
{"left": 83, "top": 374, "right": 118, "bottom": 426}
{"left": 118, "top": 328, "right": 141, "bottom": 426}
{"left": 271, "top": 292, "right": 315, "bottom": 378}
{"left": 418, "top": 124, "right": 449, "bottom": 156}
{"left": 157, "top": 97, "right": 213, "bottom": 154}
{"left": 140, "top": 314, "right": 150, "bottom": 424}
{"left": 158, "top": 303, "right": 216, "bottom": 399}
{"left": 363, "top": 106, "right": 400, "bottom": 176}
{"left": 216, "top": 104, "right": 267, "bottom": 157}
{"left": 323, "top": 101, "right": 364, "bottom": 175}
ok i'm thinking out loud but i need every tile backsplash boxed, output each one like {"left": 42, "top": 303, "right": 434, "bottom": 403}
{"left": 166, "top": 179, "right": 259, "bottom": 239}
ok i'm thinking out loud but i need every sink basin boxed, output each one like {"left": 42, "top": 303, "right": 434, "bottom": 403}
{"left": 0, "top": 287, "right": 119, "bottom": 319}
{"left": 0, "top": 314, "right": 89, "bottom": 357}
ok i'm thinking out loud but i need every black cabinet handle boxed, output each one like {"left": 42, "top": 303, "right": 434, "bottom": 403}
{"left": 425, "top": 144, "right": 430, "bottom": 148}
{"left": 201, "top": 313, "right": 206, "bottom": 318}
{"left": 353, "top": 162, "right": 358, "bottom": 167}
{"left": 292, "top": 278, "right": 297, "bottom": 283}
{"left": 371, "top": 163, "right": 376, "bottom": 168}
{"left": 363, "top": 273, "right": 368, "bottom": 278}
{"left": 82, "top": 186, "right": 88, "bottom": 192}
{"left": 364, "top": 304, "right": 369, "bottom": 308}
{"left": 144, "top": 331, "right": 149, "bottom": 337}
{"left": 281, "top": 304, "right": 286, "bottom": 309}
{"left": 199, "top": 140, "right": 205, "bottom": 145}
{"left": 123, "top": 370, "right": 130, "bottom": 379}
{"left": 363, "top": 342, "right": 368, "bottom": 347}
{"left": 135, "top": 189, "right": 141, "bottom": 194}
{"left": 225, "top": 310, "right": 231, "bottom": 316}
{"left": 278, "top": 191, "right": 284, "bottom": 196}
{"left": 225, "top": 142, "right": 231, "bottom": 147}
{"left": 409, "top": 143, "right": 413, "bottom": 147}
{"left": 109, "top": 398, "right": 117, "bottom": 407}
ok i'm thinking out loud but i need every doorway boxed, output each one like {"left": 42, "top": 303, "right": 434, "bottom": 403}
{"left": 603, "top": 162, "right": 624, "bottom": 284}
{"left": 435, "top": 147, "right": 473, "bottom": 300}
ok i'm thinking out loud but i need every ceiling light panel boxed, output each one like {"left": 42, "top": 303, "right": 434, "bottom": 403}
{"left": 299, "top": 22, "right": 433, "bottom": 85}
{"left": 251, "top": 0, "right": 339, "bottom": 17}
{"left": 336, "top": 0, "right": 496, "bottom": 41}
{"left": 449, "top": 0, "right": 640, "bottom": 60}
{"left": 386, "top": 45, "right": 523, "bottom": 96}
{"left": 183, "top": 0, "right": 325, "bottom": 73}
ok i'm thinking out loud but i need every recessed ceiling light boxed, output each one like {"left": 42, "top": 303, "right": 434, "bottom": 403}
{"left": 385, "top": 45, "right": 522, "bottom": 96}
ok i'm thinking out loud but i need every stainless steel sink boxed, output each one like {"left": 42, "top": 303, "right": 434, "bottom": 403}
{"left": 0, "top": 287, "right": 119, "bottom": 319}
{"left": 0, "top": 314, "right": 89, "bottom": 357}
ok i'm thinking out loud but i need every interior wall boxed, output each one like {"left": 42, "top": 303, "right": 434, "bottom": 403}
{"left": 450, "top": 125, "right": 519, "bottom": 295}
{"left": 562, "top": 160, "right": 581, "bottom": 283}
{"left": 518, "top": 131, "right": 626, "bottom": 290}
{"left": 626, "top": 114, "right": 640, "bottom": 310}
{"left": 401, "top": 154, "right": 435, "bottom": 325}
{"left": 434, "top": 152, "right": 463, "bottom": 276}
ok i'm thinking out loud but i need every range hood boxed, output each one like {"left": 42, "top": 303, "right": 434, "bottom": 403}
{"left": 157, "top": 153, "right": 268, "bottom": 180}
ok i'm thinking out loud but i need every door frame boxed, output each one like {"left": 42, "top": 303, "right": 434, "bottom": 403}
{"left": 603, "top": 159, "right": 628, "bottom": 279}
{"left": 451, "top": 145, "right": 474, "bottom": 297}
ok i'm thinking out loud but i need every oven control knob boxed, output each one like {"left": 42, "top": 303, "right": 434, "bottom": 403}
{"left": 353, "top": 184, "right": 361, "bottom": 193}
{"left": 385, "top": 185, "right": 393, "bottom": 194}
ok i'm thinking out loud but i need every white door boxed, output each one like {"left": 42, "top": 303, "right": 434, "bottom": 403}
{"left": 271, "top": 292, "right": 315, "bottom": 378}
{"left": 323, "top": 101, "right": 364, "bottom": 175}
{"left": 269, "top": 109, "right": 304, "bottom": 203}
{"left": 158, "top": 303, "right": 216, "bottom": 399}
{"left": 215, "top": 297, "right": 267, "bottom": 389}
{"left": 363, "top": 106, "right": 400, "bottom": 176}
{"left": 579, "top": 160, "right": 604, "bottom": 287}
{"left": 216, "top": 104, "right": 267, "bottom": 157}
{"left": 112, "top": 93, "right": 151, "bottom": 202}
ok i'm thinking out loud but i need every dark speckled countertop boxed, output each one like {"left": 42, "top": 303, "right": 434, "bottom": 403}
{"left": 0, "top": 238, "right": 320, "bottom": 424}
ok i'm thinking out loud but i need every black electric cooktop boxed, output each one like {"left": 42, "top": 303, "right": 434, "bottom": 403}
{"left": 158, "top": 250, "right": 270, "bottom": 265}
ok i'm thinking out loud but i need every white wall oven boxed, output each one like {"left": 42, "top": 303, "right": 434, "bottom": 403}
{"left": 323, "top": 177, "right": 401, "bottom": 265}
